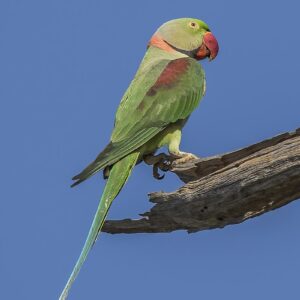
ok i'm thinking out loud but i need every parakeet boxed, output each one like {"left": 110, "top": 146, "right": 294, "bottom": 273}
{"left": 59, "top": 17, "right": 219, "bottom": 299}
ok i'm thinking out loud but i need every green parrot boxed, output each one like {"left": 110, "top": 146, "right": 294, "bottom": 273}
{"left": 59, "top": 17, "right": 218, "bottom": 299}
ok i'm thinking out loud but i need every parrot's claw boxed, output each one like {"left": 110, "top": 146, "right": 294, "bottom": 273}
{"left": 153, "top": 164, "right": 165, "bottom": 180}
{"left": 170, "top": 151, "right": 199, "bottom": 166}
{"left": 103, "top": 166, "right": 111, "bottom": 179}
{"left": 143, "top": 153, "right": 173, "bottom": 180}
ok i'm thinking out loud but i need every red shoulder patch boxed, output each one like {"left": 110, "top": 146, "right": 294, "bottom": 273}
{"left": 146, "top": 58, "right": 191, "bottom": 96}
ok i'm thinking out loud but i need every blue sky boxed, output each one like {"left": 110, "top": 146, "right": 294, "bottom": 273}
{"left": 1, "top": 1, "right": 299, "bottom": 299}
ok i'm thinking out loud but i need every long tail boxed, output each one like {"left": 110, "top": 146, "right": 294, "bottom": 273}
{"left": 59, "top": 151, "right": 140, "bottom": 300}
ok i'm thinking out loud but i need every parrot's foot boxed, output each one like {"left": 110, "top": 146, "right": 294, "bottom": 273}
{"left": 143, "top": 153, "right": 173, "bottom": 180}
{"left": 103, "top": 166, "right": 111, "bottom": 179}
{"left": 169, "top": 151, "right": 199, "bottom": 166}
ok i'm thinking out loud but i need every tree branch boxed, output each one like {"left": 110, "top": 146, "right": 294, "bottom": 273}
{"left": 102, "top": 128, "right": 300, "bottom": 234}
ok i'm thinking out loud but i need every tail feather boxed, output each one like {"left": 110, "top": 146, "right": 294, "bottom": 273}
{"left": 71, "top": 127, "right": 163, "bottom": 187}
{"left": 59, "top": 151, "right": 140, "bottom": 300}
{"left": 71, "top": 143, "right": 115, "bottom": 187}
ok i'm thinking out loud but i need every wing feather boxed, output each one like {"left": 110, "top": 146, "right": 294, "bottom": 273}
{"left": 72, "top": 56, "right": 205, "bottom": 186}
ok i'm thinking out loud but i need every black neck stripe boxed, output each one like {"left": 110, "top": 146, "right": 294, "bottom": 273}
{"left": 163, "top": 40, "right": 200, "bottom": 59}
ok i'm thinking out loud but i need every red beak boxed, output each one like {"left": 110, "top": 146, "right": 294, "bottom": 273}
{"left": 196, "top": 32, "right": 219, "bottom": 61}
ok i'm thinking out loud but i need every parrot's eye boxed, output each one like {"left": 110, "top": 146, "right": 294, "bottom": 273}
{"left": 188, "top": 21, "right": 199, "bottom": 30}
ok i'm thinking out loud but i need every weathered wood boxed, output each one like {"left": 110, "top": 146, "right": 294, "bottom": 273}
{"left": 102, "top": 128, "right": 300, "bottom": 234}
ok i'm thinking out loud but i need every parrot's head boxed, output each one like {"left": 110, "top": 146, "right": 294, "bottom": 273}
{"left": 149, "top": 18, "right": 219, "bottom": 61}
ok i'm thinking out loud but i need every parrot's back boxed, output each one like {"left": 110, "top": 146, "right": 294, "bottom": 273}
{"left": 72, "top": 47, "right": 205, "bottom": 187}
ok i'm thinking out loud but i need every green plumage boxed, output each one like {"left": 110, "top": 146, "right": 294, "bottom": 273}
{"left": 72, "top": 48, "right": 205, "bottom": 186}
{"left": 60, "top": 152, "right": 139, "bottom": 300}
{"left": 60, "top": 17, "right": 218, "bottom": 300}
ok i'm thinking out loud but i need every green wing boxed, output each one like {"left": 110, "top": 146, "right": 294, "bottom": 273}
{"left": 72, "top": 56, "right": 205, "bottom": 186}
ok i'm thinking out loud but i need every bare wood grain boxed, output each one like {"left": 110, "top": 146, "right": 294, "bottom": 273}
{"left": 103, "top": 128, "right": 300, "bottom": 234}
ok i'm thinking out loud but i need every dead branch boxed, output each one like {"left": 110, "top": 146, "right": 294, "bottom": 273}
{"left": 103, "top": 128, "right": 300, "bottom": 234}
